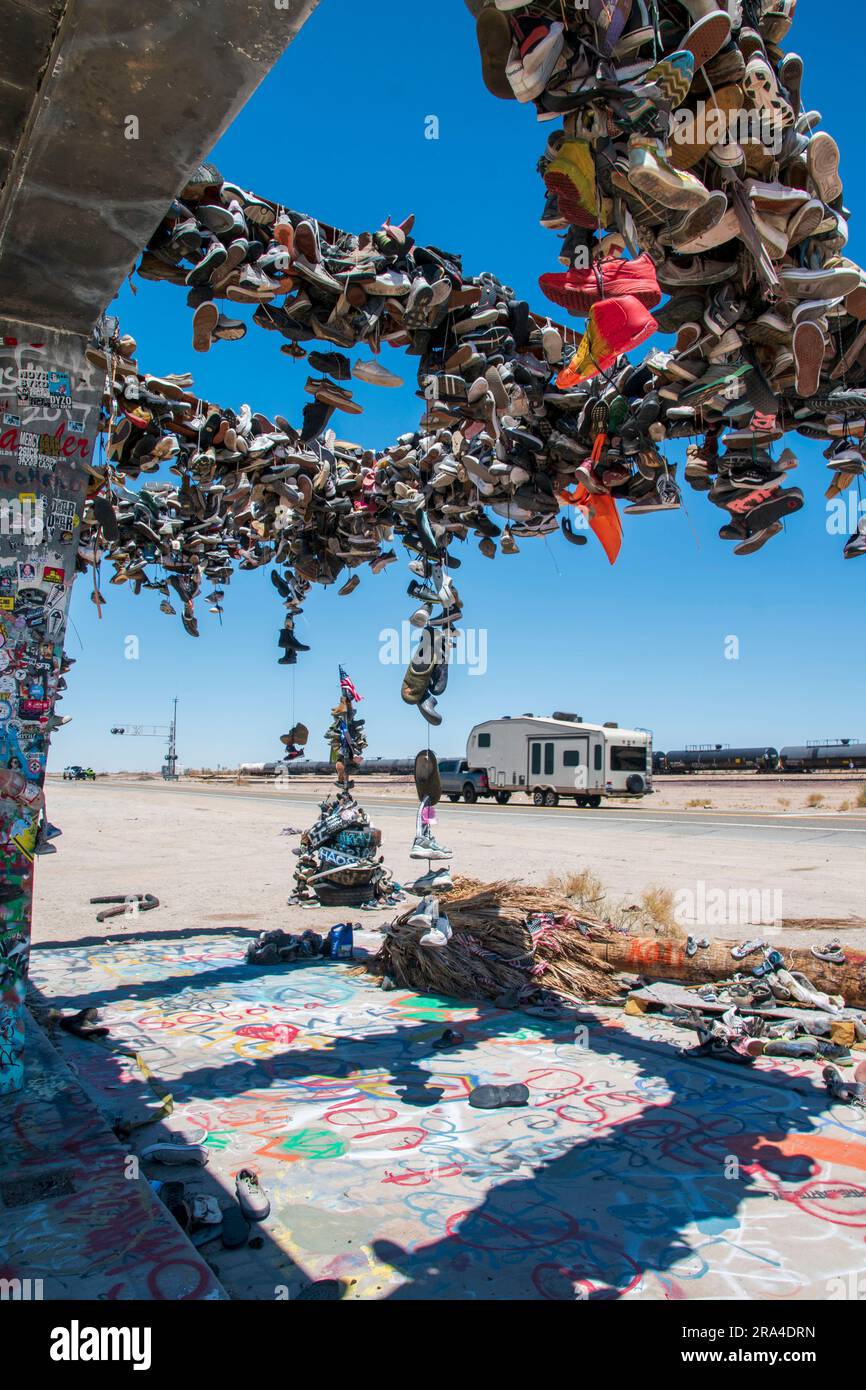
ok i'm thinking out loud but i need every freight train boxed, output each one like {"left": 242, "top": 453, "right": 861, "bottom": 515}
{"left": 655, "top": 747, "right": 780, "bottom": 773}
{"left": 777, "top": 742, "right": 866, "bottom": 772}
{"left": 239, "top": 758, "right": 415, "bottom": 777}
{"left": 652, "top": 741, "right": 866, "bottom": 774}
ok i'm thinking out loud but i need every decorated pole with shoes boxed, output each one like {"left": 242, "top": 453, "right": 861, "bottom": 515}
{"left": 289, "top": 668, "right": 399, "bottom": 909}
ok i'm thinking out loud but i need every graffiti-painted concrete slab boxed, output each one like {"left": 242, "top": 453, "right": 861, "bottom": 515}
{"left": 0, "top": 1014, "right": 225, "bottom": 1299}
{"left": 27, "top": 934, "right": 866, "bottom": 1300}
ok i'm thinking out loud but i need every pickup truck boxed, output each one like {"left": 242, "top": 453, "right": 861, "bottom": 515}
{"left": 438, "top": 758, "right": 508, "bottom": 804}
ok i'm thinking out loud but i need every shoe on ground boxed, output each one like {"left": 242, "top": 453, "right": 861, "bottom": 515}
{"left": 235, "top": 1167, "right": 271, "bottom": 1221}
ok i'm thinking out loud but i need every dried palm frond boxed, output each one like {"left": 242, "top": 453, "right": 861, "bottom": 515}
{"left": 366, "top": 877, "right": 624, "bottom": 1005}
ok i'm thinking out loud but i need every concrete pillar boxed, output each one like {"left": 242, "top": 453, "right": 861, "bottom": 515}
{"left": 0, "top": 0, "right": 322, "bottom": 1092}
{"left": 0, "top": 322, "right": 101, "bottom": 1092}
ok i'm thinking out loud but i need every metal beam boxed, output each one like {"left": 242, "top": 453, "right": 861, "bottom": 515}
{"left": 0, "top": 0, "right": 321, "bottom": 335}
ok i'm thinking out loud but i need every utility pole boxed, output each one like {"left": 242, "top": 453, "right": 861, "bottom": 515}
{"left": 166, "top": 697, "right": 178, "bottom": 780}
{"left": 110, "top": 699, "right": 180, "bottom": 780}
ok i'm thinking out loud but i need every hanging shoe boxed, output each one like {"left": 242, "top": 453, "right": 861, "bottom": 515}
{"left": 556, "top": 296, "right": 658, "bottom": 388}
{"left": 410, "top": 832, "right": 453, "bottom": 861}
{"left": 474, "top": 7, "right": 515, "bottom": 101}
{"left": 544, "top": 139, "right": 605, "bottom": 229}
{"left": 628, "top": 135, "right": 712, "bottom": 212}
{"left": 540, "top": 252, "right": 661, "bottom": 316}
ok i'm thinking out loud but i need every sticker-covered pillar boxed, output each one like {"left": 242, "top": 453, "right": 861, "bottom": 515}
{"left": 0, "top": 323, "right": 100, "bottom": 1093}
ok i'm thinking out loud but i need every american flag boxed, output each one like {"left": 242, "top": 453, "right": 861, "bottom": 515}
{"left": 339, "top": 666, "right": 362, "bottom": 702}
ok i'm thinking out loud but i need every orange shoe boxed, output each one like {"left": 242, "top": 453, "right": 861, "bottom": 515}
{"left": 556, "top": 296, "right": 658, "bottom": 388}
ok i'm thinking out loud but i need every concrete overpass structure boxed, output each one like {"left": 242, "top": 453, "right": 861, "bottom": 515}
{"left": 0, "top": 0, "right": 320, "bottom": 1092}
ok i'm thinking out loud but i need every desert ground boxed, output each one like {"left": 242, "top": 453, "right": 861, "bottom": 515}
{"left": 36, "top": 774, "right": 866, "bottom": 951}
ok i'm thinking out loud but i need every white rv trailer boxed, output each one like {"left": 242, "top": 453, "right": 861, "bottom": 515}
{"left": 466, "top": 713, "right": 652, "bottom": 807}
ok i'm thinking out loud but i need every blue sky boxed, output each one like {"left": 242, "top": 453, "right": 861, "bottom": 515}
{"left": 56, "top": 0, "right": 865, "bottom": 772}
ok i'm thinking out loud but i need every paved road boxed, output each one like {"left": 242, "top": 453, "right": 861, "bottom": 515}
{"left": 81, "top": 777, "right": 866, "bottom": 847}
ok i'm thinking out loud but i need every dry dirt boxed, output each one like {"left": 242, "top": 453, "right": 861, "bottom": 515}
{"left": 34, "top": 776, "right": 866, "bottom": 955}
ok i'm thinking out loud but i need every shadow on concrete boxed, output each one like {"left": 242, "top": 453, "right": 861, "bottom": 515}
{"left": 30, "top": 924, "right": 263, "bottom": 953}
{"left": 28, "top": 944, "right": 849, "bottom": 1299}
{"left": 373, "top": 1033, "right": 836, "bottom": 1300}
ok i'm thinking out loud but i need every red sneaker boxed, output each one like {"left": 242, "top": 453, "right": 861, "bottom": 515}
{"left": 540, "top": 253, "right": 662, "bottom": 316}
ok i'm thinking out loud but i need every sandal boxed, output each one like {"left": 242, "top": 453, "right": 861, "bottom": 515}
{"left": 731, "top": 937, "right": 767, "bottom": 959}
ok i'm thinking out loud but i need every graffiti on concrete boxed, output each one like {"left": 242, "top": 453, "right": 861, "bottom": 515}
{"left": 29, "top": 934, "right": 866, "bottom": 1300}
{"left": 0, "top": 1014, "right": 222, "bottom": 1298}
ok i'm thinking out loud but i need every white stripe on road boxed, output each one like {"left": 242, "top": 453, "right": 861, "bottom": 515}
{"left": 66, "top": 782, "right": 866, "bottom": 838}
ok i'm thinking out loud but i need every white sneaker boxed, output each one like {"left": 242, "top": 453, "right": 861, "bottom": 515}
{"left": 410, "top": 833, "right": 453, "bottom": 860}
{"left": 353, "top": 359, "right": 404, "bottom": 388}
{"left": 140, "top": 1142, "right": 209, "bottom": 1166}
{"left": 364, "top": 269, "right": 412, "bottom": 296}
{"left": 420, "top": 927, "right": 448, "bottom": 949}
{"left": 506, "top": 39, "right": 564, "bottom": 102}
{"left": 752, "top": 209, "right": 789, "bottom": 260}
{"left": 674, "top": 207, "right": 739, "bottom": 254}
{"left": 409, "top": 895, "right": 439, "bottom": 929}
{"left": 542, "top": 320, "right": 562, "bottom": 363}
{"left": 436, "top": 913, "right": 453, "bottom": 942}
{"left": 411, "top": 868, "right": 453, "bottom": 894}
{"left": 517, "top": 21, "right": 564, "bottom": 77}
{"left": 707, "top": 328, "right": 743, "bottom": 361}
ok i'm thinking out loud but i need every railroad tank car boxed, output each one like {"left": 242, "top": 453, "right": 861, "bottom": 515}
{"left": 779, "top": 743, "right": 866, "bottom": 772}
{"left": 662, "top": 747, "right": 779, "bottom": 773}
{"left": 279, "top": 758, "right": 415, "bottom": 776}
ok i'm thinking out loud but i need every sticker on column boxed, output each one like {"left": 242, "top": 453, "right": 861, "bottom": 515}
{"left": 11, "top": 811, "right": 39, "bottom": 862}
{"left": 47, "top": 497, "right": 76, "bottom": 540}
{"left": 1, "top": 414, "right": 20, "bottom": 460}
{"left": 18, "top": 368, "right": 71, "bottom": 406}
